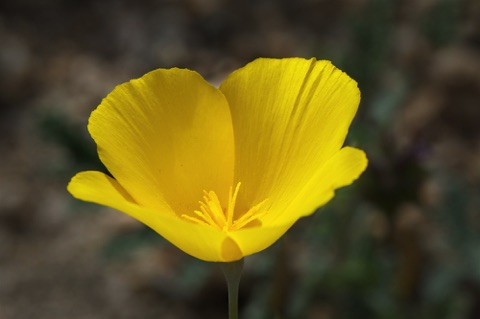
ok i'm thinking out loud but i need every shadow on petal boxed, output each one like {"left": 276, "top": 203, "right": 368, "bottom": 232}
{"left": 221, "top": 237, "right": 243, "bottom": 262}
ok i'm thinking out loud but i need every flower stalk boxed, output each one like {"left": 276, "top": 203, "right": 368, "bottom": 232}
{"left": 221, "top": 258, "right": 244, "bottom": 319}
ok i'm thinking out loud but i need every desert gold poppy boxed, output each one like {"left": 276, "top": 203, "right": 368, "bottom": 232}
{"left": 67, "top": 57, "right": 367, "bottom": 262}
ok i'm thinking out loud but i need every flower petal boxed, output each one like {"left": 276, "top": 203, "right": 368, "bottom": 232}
{"left": 226, "top": 148, "right": 366, "bottom": 257}
{"left": 229, "top": 222, "right": 294, "bottom": 257}
{"left": 67, "top": 171, "right": 239, "bottom": 262}
{"left": 89, "top": 68, "right": 234, "bottom": 215}
{"left": 219, "top": 58, "right": 362, "bottom": 223}
{"left": 274, "top": 146, "right": 368, "bottom": 224}
{"left": 229, "top": 147, "right": 366, "bottom": 256}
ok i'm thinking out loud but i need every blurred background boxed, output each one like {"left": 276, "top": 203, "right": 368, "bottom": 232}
{"left": 1, "top": 0, "right": 480, "bottom": 318}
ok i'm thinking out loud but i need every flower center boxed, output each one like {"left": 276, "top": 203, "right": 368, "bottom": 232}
{"left": 181, "top": 183, "right": 268, "bottom": 232}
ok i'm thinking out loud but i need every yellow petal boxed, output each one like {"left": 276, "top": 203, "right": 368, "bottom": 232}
{"left": 220, "top": 58, "right": 362, "bottom": 224}
{"left": 227, "top": 149, "right": 366, "bottom": 258}
{"left": 275, "top": 146, "right": 368, "bottom": 224}
{"left": 67, "top": 171, "right": 242, "bottom": 262}
{"left": 229, "top": 147, "right": 366, "bottom": 256}
{"left": 89, "top": 68, "right": 234, "bottom": 215}
{"left": 229, "top": 222, "right": 294, "bottom": 257}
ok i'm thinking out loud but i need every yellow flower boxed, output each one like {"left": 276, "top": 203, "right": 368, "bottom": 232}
{"left": 67, "top": 57, "right": 367, "bottom": 262}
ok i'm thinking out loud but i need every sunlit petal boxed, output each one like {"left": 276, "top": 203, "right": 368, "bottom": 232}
{"left": 90, "top": 68, "right": 234, "bottom": 215}
{"left": 220, "top": 58, "right": 362, "bottom": 224}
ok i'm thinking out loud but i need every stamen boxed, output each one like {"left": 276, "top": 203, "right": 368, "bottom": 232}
{"left": 226, "top": 183, "right": 241, "bottom": 226}
{"left": 182, "top": 182, "right": 268, "bottom": 232}
{"left": 232, "top": 198, "right": 269, "bottom": 229}
{"left": 193, "top": 207, "right": 217, "bottom": 226}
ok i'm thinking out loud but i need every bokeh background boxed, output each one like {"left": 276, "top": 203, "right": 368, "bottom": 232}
{"left": 1, "top": 0, "right": 480, "bottom": 318}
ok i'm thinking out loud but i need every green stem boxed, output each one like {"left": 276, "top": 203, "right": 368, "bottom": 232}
{"left": 221, "top": 258, "right": 244, "bottom": 319}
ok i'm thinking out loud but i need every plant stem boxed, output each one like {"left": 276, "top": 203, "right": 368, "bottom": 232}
{"left": 221, "top": 258, "right": 244, "bottom": 319}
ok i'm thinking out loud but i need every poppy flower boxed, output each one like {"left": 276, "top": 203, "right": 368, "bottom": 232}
{"left": 67, "top": 57, "right": 367, "bottom": 262}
